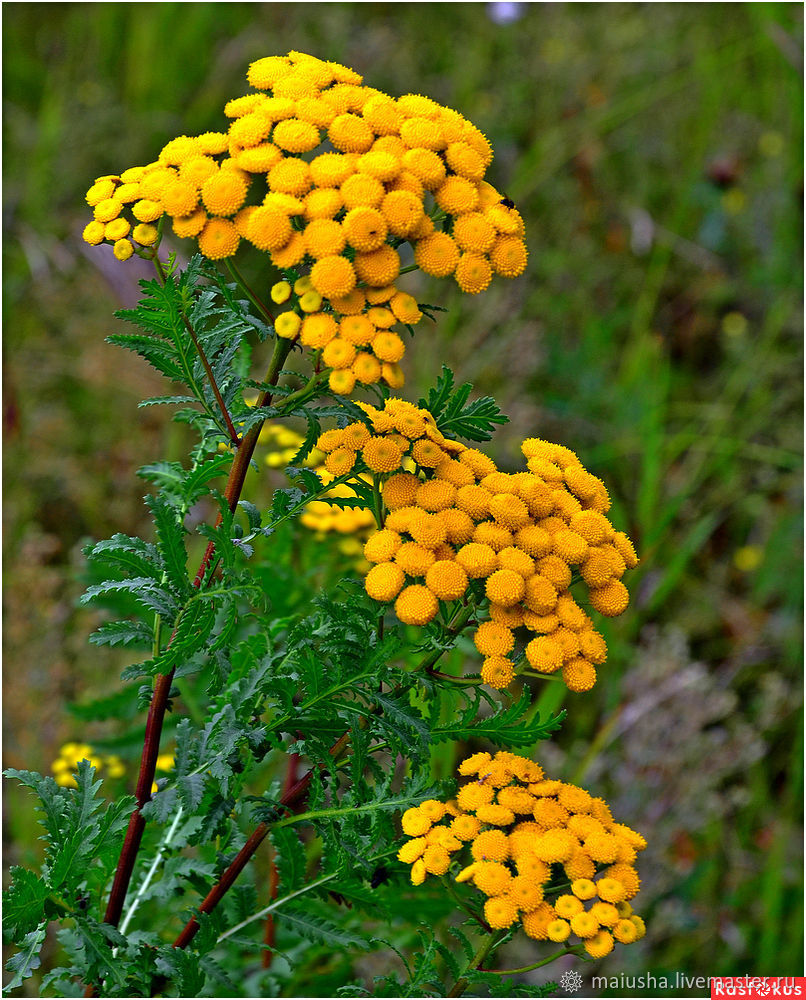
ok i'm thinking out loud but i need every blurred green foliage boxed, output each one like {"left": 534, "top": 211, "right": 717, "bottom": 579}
{"left": 3, "top": 3, "right": 802, "bottom": 995}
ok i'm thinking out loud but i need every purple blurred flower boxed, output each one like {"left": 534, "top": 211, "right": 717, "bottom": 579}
{"left": 487, "top": 2, "right": 525, "bottom": 24}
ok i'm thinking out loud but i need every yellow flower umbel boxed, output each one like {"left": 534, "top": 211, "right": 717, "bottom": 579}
{"left": 346, "top": 411, "right": 638, "bottom": 691}
{"left": 398, "top": 751, "right": 647, "bottom": 955}
{"left": 51, "top": 742, "right": 125, "bottom": 788}
{"left": 82, "top": 52, "right": 527, "bottom": 396}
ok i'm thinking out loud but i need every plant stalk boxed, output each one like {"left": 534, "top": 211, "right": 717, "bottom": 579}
{"left": 97, "top": 337, "right": 294, "bottom": 947}
{"left": 447, "top": 930, "right": 501, "bottom": 997}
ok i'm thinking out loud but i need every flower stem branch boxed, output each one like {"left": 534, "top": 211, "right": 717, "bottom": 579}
{"left": 152, "top": 254, "right": 241, "bottom": 446}
{"left": 223, "top": 257, "right": 276, "bottom": 326}
{"left": 447, "top": 929, "right": 502, "bottom": 998}
{"left": 483, "top": 945, "right": 584, "bottom": 976}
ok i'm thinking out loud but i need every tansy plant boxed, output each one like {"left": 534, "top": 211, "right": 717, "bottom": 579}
{"left": 4, "top": 52, "right": 644, "bottom": 998}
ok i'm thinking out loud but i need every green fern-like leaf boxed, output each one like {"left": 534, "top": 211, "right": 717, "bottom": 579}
{"left": 419, "top": 365, "right": 509, "bottom": 442}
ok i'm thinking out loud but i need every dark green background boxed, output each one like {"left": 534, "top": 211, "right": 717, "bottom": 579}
{"left": 3, "top": 3, "right": 803, "bottom": 995}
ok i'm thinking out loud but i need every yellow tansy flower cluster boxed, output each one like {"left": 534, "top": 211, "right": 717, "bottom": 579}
{"left": 326, "top": 403, "right": 638, "bottom": 692}
{"left": 272, "top": 275, "right": 416, "bottom": 395}
{"left": 51, "top": 742, "right": 125, "bottom": 788}
{"left": 82, "top": 51, "right": 526, "bottom": 392}
{"left": 397, "top": 751, "right": 646, "bottom": 958}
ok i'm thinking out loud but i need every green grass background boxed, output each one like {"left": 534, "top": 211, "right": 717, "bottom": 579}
{"left": 3, "top": 3, "right": 803, "bottom": 995}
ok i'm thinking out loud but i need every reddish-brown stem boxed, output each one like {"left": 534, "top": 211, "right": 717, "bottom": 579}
{"left": 97, "top": 339, "right": 293, "bottom": 947}
{"left": 262, "top": 752, "right": 301, "bottom": 968}
{"left": 171, "top": 733, "right": 349, "bottom": 953}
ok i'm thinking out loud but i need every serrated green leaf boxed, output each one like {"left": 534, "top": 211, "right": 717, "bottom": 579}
{"left": 3, "top": 921, "right": 47, "bottom": 992}
{"left": 270, "top": 826, "right": 308, "bottom": 894}
{"left": 280, "top": 902, "right": 369, "bottom": 950}
{"left": 144, "top": 493, "right": 189, "bottom": 598}
{"left": 419, "top": 365, "right": 509, "bottom": 442}
{"left": 88, "top": 619, "right": 153, "bottom": 649}
{"left": 3, "top": 868, "right": 51, "bottom": 941}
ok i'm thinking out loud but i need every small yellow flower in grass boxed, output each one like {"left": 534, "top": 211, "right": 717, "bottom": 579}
{"left": 395, "top": 584, "right": 439, "bottom": 626}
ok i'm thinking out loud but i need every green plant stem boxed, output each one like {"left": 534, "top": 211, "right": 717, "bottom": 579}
{"left": 444, "top": 880, "right": 490, "bottom": 933}
{"left": 416, "top": 603, "right": 476, "bottom": 674}
{"left": 223, "top": 257, "right": 276, "bottom": 325}
{"left": 447, "top": 930, "right": 502, "bottom": 997}
{"left": 487, "top": 946, "right": 584, "bottom": 975}
{"left": 152, "top": 255, "right": 241, "bottom": 446}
